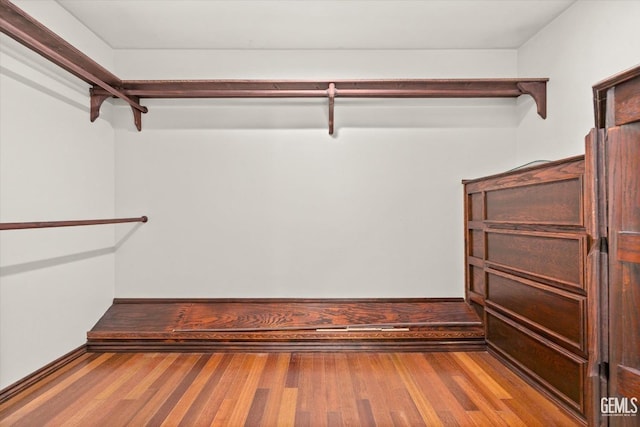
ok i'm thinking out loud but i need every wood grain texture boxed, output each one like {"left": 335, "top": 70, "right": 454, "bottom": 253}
{"left": 0, "top": 352, "right": 581, "bottom": 426}
{"left": 86, "top": 299, "right": 485, "bottom": 352}
{"left": 617, "top": 231, "right": 640, "bottom": 264}
{"left": 463, "top": 153, "right": 590, "bottom": 423}
{"left": 468, "top": 192, "right": 484, "bottom": 221}
{"left": 469, "top": 265, "right": 486, "bottom": 296}
{"left": 485, "top": 178, "right": 583, "bottom": 225}
{"left": 593, "top": 64, "right": 640, "bottom": 128}
{"left": 463, "top": 156, "right": 584, "bottom": 194}
{"left": 469, "top": 230, "right": 485, "bottom": 259}
{"left": 486, "top": 269, "right": 585, "bottom": 353}
{"left": 606, "top": 122, "right": 640, "bottom": 427}
{"left": 486, "top": 231, "right": 584, "bottom": 290}
{"left": 583, "top": 128, "right": 606, "bottom": 427}
{"left": 613, "top": 73, "right": 640, "bottom": 126}
{"left": 0, "top": 345, "right": 88, "bottom": 404}
{"left": 486, "top": 310, "right": 586, "bottom": 411}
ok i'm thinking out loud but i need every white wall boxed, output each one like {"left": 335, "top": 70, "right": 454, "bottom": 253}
{"left": 0, "top": 1, "right": 116, "bottom": 388}
{"left": 516, "top": 0, "right": 640, "bottom": 162}
{"left": 114, "top": 0, "right": 640, "bottom": 299}
{"left": 113, "top": 50, "right": 522, "bottom": 298}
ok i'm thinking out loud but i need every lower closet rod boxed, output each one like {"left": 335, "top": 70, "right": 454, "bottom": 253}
{"left": 0, "top": 216, "right": 148, "bottom": 230}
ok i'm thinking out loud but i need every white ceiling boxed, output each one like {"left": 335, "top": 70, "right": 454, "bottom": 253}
{"left": 55, "top": 0, "right": 576, "bottom": 50}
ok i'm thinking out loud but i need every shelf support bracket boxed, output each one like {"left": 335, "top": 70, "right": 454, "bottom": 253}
{"left": 91, "top": 87, "right": 145, "bottom": 131}
{"left": 130, "top": 95, "right": 143, "bottom": 131}
{"left": 90, "top": 87, "right": 111, "bottom": 123}
{"left": 328, "top": 82, "right": 336, "bottom": 135}
{"left": 517, "top": 81, "right": 547, "bottom": 119}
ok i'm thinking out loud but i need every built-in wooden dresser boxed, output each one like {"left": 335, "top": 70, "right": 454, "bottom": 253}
{"left": 463, "top": 156, "right": 591, "bottom": 422}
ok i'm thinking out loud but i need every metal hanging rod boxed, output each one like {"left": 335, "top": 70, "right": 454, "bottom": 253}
{"left": 0, "top": 216, "right": 148, "bottom": 231}
{"left": 0, "top": 0, "right": 548, "bottom": 135}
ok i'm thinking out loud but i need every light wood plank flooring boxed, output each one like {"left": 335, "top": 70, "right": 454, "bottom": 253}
{"left": 0, "top": 352, "right": 580, "bottom": 426}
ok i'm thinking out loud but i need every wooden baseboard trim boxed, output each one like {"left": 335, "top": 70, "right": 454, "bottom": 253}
{"left": 112, "top": 297, "right": 466, "bottom": 304}
{"left": 0, "top": 344, "right": 87, "bottom": 404}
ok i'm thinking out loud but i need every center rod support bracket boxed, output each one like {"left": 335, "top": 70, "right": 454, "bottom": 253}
{"left": 328, "top": 82, "right": 336, "bottom": 135}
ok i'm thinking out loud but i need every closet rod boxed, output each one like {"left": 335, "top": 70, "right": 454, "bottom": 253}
{"left": 0, "top": 216, "right": 148, "bottom": 231}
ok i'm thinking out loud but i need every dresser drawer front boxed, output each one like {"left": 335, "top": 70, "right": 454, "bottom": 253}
{"left": 486, "top": 231, "right": 584, "bottom": 289}
{"left": 486, "top": 270, "right": 585, "bottom": 351}
{"left": 486, "top": 178, "right": 583, "bottom": 225}
{"left": 486, "top": 310, "right": 585, "bottom": 410}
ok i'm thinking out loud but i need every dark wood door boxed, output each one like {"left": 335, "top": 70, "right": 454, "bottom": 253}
{"left": 606, "top": 122, "right": 640, "bottom": 425}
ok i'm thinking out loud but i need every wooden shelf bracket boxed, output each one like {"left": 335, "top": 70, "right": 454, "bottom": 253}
{"left": 89, "top": 88, "right": 111, "bottom": 123}
{"left": 517, "top": 81, "right": 548, "bottom": 119}
{"left": 90, "top": 89, "right": 144, "bottom": 131}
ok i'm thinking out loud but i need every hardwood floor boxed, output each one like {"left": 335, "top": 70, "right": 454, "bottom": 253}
{"left": 0, "top": 352, "right": 580, "bottom": 426}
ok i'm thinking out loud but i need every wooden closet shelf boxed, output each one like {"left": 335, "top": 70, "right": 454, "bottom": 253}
{"left": 1, "top": 0, "right": 548, "bottom": 134}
